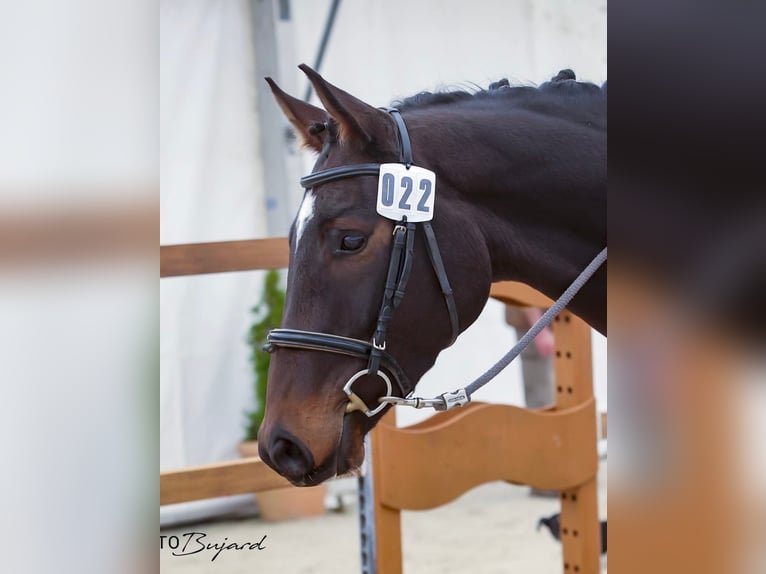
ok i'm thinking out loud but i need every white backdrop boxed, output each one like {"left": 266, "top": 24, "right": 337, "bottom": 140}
{"left": 160, "top": 0, "right": 269, "bottom": 524}
{"left": 160, "top": 0, "right": 607, "bottom": 525}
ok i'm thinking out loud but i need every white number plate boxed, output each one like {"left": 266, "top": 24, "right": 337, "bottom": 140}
{"left": 376, "top": 164, "right": 436, "bottom": 222}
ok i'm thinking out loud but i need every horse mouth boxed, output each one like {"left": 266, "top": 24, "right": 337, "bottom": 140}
{"left": 283, "top": 414, "right": 366, "bottom": 487}
{"left": 287, "top": 458, "right": 361, "bottom": 487}
{"left": 286, "top": 463, "right": 337, "bottom": 487}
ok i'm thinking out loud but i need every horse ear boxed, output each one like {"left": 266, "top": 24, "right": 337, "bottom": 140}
{"left": 298, "top": 64, "right": 389, "bottom": 146}
{"left": 265, "top": 77, "right": 329, "bottom": 153}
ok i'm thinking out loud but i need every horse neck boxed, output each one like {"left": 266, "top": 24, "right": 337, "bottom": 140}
{"left": 409, "top": 104, "right": 607, "bottom": 331}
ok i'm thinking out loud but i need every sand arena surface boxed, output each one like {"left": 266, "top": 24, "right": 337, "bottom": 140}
{"left": 160, "top": 463, "right": 606, "bottom": 573}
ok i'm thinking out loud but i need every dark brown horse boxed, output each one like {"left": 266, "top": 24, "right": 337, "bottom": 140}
{"left": 258, "top": 65, "right": 606, "bottom": 486}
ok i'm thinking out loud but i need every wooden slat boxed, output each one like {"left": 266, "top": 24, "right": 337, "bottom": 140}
{"left": 554, "top": 311, "right": 601, "bottom": 574}
{"left": 490, "top": 281, "right": 555, "bottom": 308}
{"left": 372, "top": 410, "right": 403, "bottom": 574}
{"left": 160, "top": 237, "right": 289, "bottom": 277}
{"left": 160, "top": 457, "right": 290, "bottom": 505}
{"left": 552, "top": 311, "right": 594, "bottom": 410}
{"left": 561, "top": 477, "right": 601, "bottom": 574}
{"left": 375, "top": 400, "right": 598, "bottom": 511}
{"left": 399, "top": 401, "right": 486, "bottom": 431}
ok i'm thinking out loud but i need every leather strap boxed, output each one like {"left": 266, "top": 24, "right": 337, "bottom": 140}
{"left": 265, "top": 328, "right": 409, "bottom": 397}
{"left": 369, "top": 221, "right": 416, "bottom": 377}
{"left": 300, "top": 163, "right": 381, "bottom": 189}
{"left": 394, "top": 221, "right": 417, "bottom": 307}
{"left": 381, "top": 108, "right": 413, "bottom": 166}
{"left": 422, "top": 221, "right": 460, "bottom": 346}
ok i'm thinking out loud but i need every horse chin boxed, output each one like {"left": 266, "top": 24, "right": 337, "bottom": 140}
{"left": 287, "top": 464, "right": 335, "bottom": 487}
{"left": 286, "top": 411, "right": 367, "bottom": 487}
{"left": 337, "top": 411, "right": 367, "bottom": 469}
{"left": 327, "top": 412, "right": 366, "bottom": 480}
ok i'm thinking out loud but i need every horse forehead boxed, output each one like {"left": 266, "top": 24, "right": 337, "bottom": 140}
{"left": 294, "top": 191, "right": 316, "bottom": 252}
{"left": 314, "top": 184, "right": 377, "bottom": 216}
{"left": 293, "top": 188, "right": 373, "bottom": 253}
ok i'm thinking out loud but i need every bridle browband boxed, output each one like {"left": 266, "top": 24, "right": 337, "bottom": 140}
{"left": 265, "top": 108, "right": 460, "bottom": 417}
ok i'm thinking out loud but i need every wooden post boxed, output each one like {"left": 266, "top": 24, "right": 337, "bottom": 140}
{"left": 553, "top": 311, "right": 601, "bottom": 574}
{"left": 370, "top": 409, "right": 403, "bottom": 574}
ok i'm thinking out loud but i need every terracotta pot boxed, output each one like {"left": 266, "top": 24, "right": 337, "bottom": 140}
{"left": 238, "top": 441, "right": 327, "bottom": 521}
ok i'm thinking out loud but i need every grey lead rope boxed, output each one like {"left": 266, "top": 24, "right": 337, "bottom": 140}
{"left": 465, "top": 246, "right": 607, "bottom": 395}
{"left": 379, "top": 246, "right": 607, "bottom": 411}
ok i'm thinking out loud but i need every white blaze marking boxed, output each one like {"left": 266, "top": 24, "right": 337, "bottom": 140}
{"left": 294, "top": 191, "right": 316, "bottom": 252}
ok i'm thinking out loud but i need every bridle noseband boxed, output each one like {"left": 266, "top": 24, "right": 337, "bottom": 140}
{"left": 265, "top": 108, "right": 460, "bottom": 417}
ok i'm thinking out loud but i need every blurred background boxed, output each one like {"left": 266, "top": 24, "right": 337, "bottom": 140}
{"left": 160, "top": 0, "right": 608, "bottom": 529}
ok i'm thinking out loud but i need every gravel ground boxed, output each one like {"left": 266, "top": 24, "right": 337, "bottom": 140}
{"left": 161, "top": 462, "right": 606, "bottom": 574}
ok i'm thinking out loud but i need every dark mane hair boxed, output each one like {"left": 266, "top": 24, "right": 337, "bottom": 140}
{"left": 393, "top": 69, "right": 605, "bottom": 113}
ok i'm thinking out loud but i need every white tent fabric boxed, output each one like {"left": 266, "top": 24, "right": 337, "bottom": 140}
{"left": 160, "top": 0, "right": 269, "bottom": 525}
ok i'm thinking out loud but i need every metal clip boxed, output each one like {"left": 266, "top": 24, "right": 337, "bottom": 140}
{"left": 378, "top": 388, "right": 470, "bottom": 411}
{"left": 378, "top": 396, "right": 438, "bottom": 409}
{"left": 434, "top": 389, "right": 470, "bottom": 411}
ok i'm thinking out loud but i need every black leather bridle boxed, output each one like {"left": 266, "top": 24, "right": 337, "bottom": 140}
{"left": 265, "top": 108, "right": 460, "bottom": 417}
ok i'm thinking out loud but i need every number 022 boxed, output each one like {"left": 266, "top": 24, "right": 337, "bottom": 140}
{"left": 380, "top": 174, "right": 431, "bottom": 213}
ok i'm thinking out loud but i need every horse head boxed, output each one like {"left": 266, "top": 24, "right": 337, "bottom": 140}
{"left": 257, "top": 65, "right": 491, "bottom": 485}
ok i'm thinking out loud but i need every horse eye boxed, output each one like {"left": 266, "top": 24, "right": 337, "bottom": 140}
{"left": 340, "top": 234, "right": 366, "bottom": 252}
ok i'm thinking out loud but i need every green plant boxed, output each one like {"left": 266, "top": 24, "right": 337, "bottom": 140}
{"left": 244, "top": 269, "right": 285, "bottom": 442}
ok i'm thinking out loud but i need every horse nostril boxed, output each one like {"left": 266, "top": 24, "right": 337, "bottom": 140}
{"left": 266, "top": 427, "right": 315, "bottom": 480}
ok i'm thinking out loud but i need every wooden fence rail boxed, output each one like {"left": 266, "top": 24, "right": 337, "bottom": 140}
{"left": 160, "top": 237, "right": 289, "bottom": 277}
{"left": 161, "top": 458, "right": 289, "bottom": 506}
{"left": 160, "top": 237, "right": 291, "bottom": 505}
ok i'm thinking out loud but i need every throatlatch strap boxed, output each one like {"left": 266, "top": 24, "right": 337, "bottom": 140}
{"left": 394, "top": 222, "right": 417, "bottom": 307}
{"left": 422, "top": 221, "right": 460, "bottom": 346}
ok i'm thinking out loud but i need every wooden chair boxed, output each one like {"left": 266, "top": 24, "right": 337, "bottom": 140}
{"left": 359, "top": 282, "right": 602, "bottom": 573}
